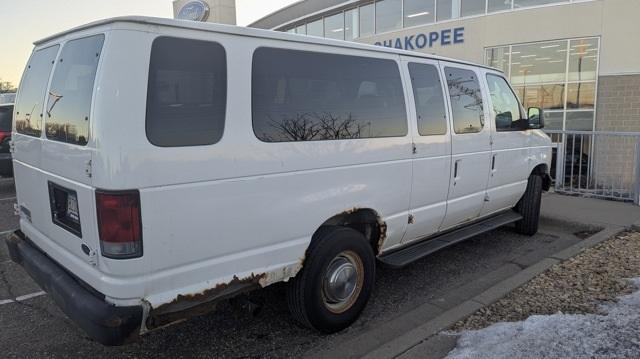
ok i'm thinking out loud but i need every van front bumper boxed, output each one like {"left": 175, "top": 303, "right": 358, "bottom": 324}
{"left": 5, "top": 230, "right": 143, "bottom": 346}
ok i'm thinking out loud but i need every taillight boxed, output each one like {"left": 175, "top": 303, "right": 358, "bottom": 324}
{"left": 96, "top": 190, "right": 143, "bottom": 259}
{"left": 0, "top": 131, "right": 10, "bottom": 143}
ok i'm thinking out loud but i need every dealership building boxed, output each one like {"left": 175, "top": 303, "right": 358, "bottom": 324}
{"left": 247, "top": 0, "right": 640, "bottom": 201}
{"left": 171, "top": 0, "right": 640, "bottom": 201}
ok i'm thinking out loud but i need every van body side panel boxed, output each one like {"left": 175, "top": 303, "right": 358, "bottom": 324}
{"left": 481, "top": 70, "right": 552, "bottom": 215}
{"left": 438, "top": 62, "right": 492, "bottom": 230}
{"left": 91, "top": 31, "right": 412, "bottom": 305}
{"left": 13, "top": 163, "right": 101, "bottom": 276}
{"left": 528, "top": 130, "right": 553, "bottom": 174}
{"left": 400, "top": 58, "right": 451, "bottom": 243}
{"left": 479, "top": 69, "right": 530, "bottom": 216}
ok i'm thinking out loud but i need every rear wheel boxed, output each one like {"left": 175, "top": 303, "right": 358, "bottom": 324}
{"left": 515, "top": 175, "right": 543, "bottom": 236}
{"left": 286, "top": 226, "right": 375, "bottom": 333}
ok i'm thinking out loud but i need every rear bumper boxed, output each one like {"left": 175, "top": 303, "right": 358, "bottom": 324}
{"left": 5, "top": 231, "right": 143, "bottom": 346}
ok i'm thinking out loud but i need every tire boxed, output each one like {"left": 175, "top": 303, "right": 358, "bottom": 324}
{"left": 286, "top": 226, "right": 375, "bottom": 333}
{"left": 515, "top": 175, "right": 543, "bottom": 236}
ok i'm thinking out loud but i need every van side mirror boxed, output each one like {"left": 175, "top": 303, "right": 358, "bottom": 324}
{"left": 527, "top": 107, "right": 544, "bottom": 129}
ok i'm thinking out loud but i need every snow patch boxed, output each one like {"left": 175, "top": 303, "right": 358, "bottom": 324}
{"left": 445, "top": 278, "right": 640, "bottom": 359}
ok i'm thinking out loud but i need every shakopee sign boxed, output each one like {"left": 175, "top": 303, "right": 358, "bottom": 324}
{"left": 374, "top": 27, "right": 465, "bottom": 50}
{"left": 177, "top": 0, "right": 210, "bottom": 22}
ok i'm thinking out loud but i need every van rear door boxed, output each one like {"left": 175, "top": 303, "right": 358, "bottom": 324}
{"left": 13, "top": 35, "right": 104, "bottom": 264}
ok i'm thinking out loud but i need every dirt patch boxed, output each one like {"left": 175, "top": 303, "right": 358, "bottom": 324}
{"left": 452, "top": 230, "right": 640, "bottom": 331}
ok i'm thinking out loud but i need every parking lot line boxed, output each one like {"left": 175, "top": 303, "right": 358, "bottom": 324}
{"left": 0, "top": 291, "right": 46, "bottom": 306}
{"left": 0, "top": 196, "right": 16, "bottom": 201}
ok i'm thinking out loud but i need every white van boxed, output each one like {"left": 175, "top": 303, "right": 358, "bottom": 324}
{"left": 6, "top": 17, "right": 551, "bottom": 345}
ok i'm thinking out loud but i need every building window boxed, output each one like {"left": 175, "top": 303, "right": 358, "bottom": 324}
{"left": 376, "top": 0, "right": 402, "bottom": 34}
{"left": 279, "top": 0, "right": 587, "bottom": 38}
{"left": 566, "top": 82, "right": 595, "bottom": 109}
{"left": 485, "top": 46, "right": 510, "bottom": 77}
{"left": 565, "top": 111, "right": 594, "bottom": 131}
{"left": 252, "top": 48, "right": 408, "bottom": 142}
{"left": 359, "top": 3, "right": 375, "bottom": 37}
{"left": 404, "top": 0, "right": 435, "bottom": 28}
{"left": 296, "top": 24, "right": 306, "bottom": 35}
{"left": 516, "top": 84, "right": 565, "bottom": 111}
{"left": 324, "top": 13, "right": 345, "bottom": 40}
{"left": 345, "top": 8, "right": 359, "bottom": 40}
{"left": 488, "top": 0, "right": 513, "bottom": 12}
{"left": 514, "top": 0, "right": 563, "bottom": 9}
{"left": 461, "top": 0, "right": 486, "bottom": 17}
{"left": 510, "top": 40, "right": 567, "bottom": 85}
{"left": 436, "top": 0, "right": 458, "bottom": 22}
{"left": 485, "top": 37, "right": 600, "bottom": 132}
{"left": 307, "top": 18, "right": 323, "bottom": 37}
{"left": 568, "top": 38, "right": 598, "bottom": 82}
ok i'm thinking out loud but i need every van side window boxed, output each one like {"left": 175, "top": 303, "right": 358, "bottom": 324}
{"left": 252, "top": 48, "right": 407, "bottom": 142}
{"left": 408, "top": 63, "right": 447, "bottom": 136}
{"left": 486, "top": 74, "right": 526, "bottom": 131}
{"left": 46, "top": 35, "right": 104, "bottom": 146}
{"left": 146, "top": 37, "right": 227, "bottom": 147}
{"left": 15, "top": 45, "right": 59, "bottom": 137}
{"left": 444, "top": 67, "right": 484, "bottom": 134}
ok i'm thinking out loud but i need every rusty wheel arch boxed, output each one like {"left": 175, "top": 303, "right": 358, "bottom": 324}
{"left": 313, "top": 208, "right": 387, "bottom": 257}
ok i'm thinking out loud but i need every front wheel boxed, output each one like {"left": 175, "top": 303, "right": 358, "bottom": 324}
{"left": 515, "top": 175, "right": 543, "bottom": 236}
{"left": 286, "top": 226, "right": 375, "bottom": 333}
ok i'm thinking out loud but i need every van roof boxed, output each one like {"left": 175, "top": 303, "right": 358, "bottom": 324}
{"left": 35, "top": 16, "right": 498, "bottom": 72}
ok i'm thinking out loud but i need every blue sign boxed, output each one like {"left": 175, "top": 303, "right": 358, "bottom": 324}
{"left": 177, "top": 0, "right": 210, "bottom": 22}
{"left": 375, "top": 27, "right": 465, "bottom": 50}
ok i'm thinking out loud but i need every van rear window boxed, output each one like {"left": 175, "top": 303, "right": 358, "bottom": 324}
{"left": 15, "top": 45, "right": 59, "bottom": 137}
{"left": 252, "top": 48, "right": 407, "bottom": 142}
{"left": 45, "top": 35, "right": 104, "bottom": 146}
{"left": 146, "top": 37, "right": 227, "bottom": 147}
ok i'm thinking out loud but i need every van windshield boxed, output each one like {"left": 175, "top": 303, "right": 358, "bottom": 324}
{"left": 0, "top": 106, "right": 13, "bottom": 131}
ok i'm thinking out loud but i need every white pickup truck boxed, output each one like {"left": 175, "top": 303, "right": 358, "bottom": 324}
{"left": 6, "top": 17, "right": 552, "bottom": 345}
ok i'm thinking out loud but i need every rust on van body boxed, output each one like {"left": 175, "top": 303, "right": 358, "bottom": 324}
{"left": 147, "top": 273, "right": 266, "bottom": 330}
{"left": 376, "top": 220, "right": 388, "bottom": 254}
{"left": 334, "top": 207, "right": 388, "bottom": 255}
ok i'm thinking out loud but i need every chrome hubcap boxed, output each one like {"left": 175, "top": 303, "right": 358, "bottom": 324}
{"left": 322, "top": 251, "right": 363, "bottom": 313}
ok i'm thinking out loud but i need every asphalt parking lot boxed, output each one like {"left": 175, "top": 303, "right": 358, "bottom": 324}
{"left": 0, "top": 180, "right": 600, "bottom": 358}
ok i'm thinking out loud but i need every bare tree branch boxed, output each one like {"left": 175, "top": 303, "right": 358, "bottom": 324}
{"left": 264, "top": 112, "right": 370, "bottom": 141}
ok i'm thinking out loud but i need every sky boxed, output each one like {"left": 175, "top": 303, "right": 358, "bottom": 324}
{"left": 0, "top": 0, "right": 298, "bottom": 86}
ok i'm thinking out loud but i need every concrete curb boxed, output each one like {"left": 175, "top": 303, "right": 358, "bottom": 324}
{"left": 364, "top": 224, "right": 625, "bottom": 359}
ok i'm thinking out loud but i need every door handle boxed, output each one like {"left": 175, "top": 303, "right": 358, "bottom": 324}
{"left": 454, "top": 160, "right": 461, "bottom": 181}
{"left": 491, "top": 155, "right": 497, "bottom": 171}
